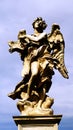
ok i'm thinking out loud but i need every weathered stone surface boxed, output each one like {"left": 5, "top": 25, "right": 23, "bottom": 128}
{"left": 8, "top": 17, "right": 69, "bottom": 116}
{"left": 13, "top": 115, "right": 62, "bottom": 130}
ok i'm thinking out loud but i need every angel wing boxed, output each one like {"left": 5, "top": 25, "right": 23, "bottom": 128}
{"left": 48, "top": 23, "right": 69, "bottom": 79}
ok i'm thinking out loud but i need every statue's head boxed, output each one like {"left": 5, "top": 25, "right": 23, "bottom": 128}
{"left": 32, "top": 17, "right": 47, "bottom": 32}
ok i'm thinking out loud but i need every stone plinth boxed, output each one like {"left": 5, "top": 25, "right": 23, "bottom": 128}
{"left": 13, "top": 115, "right": 62, "bottom": 130}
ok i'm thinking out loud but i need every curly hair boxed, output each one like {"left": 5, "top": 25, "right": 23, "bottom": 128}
{"left": 32, "top": 17, "right": 47, "bottom": 32}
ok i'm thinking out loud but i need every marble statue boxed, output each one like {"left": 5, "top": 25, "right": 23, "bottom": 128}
{"left": 8, "top": 17, "right": 69, "bottom": 116}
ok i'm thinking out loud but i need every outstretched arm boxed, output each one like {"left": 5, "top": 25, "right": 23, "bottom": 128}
{"left": 25, "top": 32, "right": 47, "bottom": 42}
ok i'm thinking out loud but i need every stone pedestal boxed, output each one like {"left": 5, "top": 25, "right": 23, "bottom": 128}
{"left": 13, "top": 115, "right": 62, "bottom": 130}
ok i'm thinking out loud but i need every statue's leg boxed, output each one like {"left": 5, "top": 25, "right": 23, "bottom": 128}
{"left": 27, "top": 61, "right": 39, "bottom": 98}
{"left": 21, "top": 57, "right": 30, "bottom": 78}
{"left": 37, "top": 87, "right": 46, "bottom": 109}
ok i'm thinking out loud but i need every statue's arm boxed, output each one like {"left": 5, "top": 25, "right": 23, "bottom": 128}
{"left": 25, "top": 32, "right": 47, "bottom": 42}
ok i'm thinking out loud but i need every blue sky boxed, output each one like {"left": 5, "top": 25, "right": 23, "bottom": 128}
{"left": 0, "top": 0, "right": 73, "bottom": 129}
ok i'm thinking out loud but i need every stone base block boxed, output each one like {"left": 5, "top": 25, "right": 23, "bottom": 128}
{"left": 13, "top": 115, "right": 62, "bottom": 130}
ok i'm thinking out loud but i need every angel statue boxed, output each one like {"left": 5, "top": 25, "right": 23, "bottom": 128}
{"left": 8, "top": 17, "right": 69, "bottom": 116}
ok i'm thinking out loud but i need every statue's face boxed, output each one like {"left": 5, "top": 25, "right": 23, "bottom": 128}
{"left": 34, "top": 19, "right": 47, "bottom": 32}
{"left": 34, "top": 21, "right": 39, "bottom": 28}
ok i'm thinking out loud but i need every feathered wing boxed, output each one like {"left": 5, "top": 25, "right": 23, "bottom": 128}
{"left": 48, "top": 24, "right": 69, "bottom": 79}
